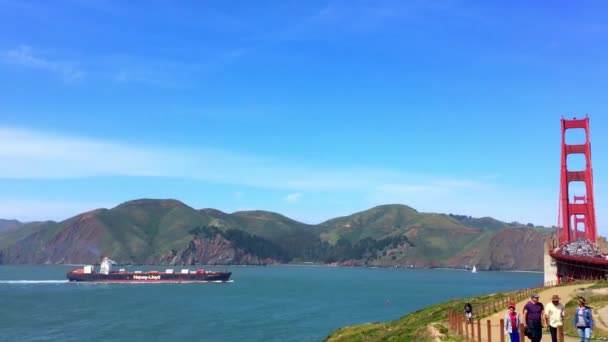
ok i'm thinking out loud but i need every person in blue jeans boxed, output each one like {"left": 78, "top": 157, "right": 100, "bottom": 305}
{"left": 524, "top": 294, "right": 544, "bottom": 342}
{"left": 504, "top": 302, "right": 521, "bottom": 342}
{"left": 574, "top": 296, "right": 594, "bottom": 342}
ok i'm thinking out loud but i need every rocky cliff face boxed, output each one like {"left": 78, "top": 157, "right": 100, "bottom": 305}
{"left": 158, "top": 234, "right": 281, "bottom": 265}
{"left": 476, "top": 228, "right": 545, "bottom": 271}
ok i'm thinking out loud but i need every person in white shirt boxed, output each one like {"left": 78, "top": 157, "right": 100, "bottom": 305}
{"left": 544, "top": 294, "right": 564, "bottom": 342}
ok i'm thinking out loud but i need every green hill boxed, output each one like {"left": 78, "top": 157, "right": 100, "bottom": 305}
{"left": 0, "top": 199, "right": 551, "bottom": 270}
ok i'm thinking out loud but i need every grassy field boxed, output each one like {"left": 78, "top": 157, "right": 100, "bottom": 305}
{"left": 563, "top": 281, "right": 608, "bottom": 338}
{"left": 325, "top": 280, "right": 608, "bottom": 342}
{"left": 324, "top": 289, "right": 528, "bottom": 342}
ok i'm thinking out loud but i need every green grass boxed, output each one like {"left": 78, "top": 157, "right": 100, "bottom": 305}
{"left": 324, "top": 298, "right": 467, "bottom": 342}
{"left": 324, "top": 287, "right": 544, "bottom": 342}
{"left": 562, "top": 292, "right": 608, "bottom": 338}
{"left": 588, "top": 281, "right": 608, "bottom": 289}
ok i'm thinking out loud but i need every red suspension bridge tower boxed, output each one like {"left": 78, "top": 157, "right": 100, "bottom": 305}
{"left": 558, "top": 115, "right": 597, "bottom": 244}
{"left": 550, "top": 115, "right": 608, "bottom": 282}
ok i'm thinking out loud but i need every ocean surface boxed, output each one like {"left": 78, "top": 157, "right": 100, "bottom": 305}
{"left": 0, "top": 265, "right": 542, "bottom": 342}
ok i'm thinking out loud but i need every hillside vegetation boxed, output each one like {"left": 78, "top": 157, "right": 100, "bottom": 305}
{"left": 0, "top": 199, "right": 551, "bottom": 269}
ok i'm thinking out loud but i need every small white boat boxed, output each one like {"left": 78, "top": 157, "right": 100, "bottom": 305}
{"left": 471, "top": 265, "right": 477, "bottom": 273}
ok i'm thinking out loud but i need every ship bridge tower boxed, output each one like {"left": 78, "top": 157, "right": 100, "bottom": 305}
{"left": 100, "top": 257, "right": 112, "bottom": 275}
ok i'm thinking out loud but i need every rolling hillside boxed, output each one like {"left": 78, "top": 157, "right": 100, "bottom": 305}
{"left": 0, "top": 199, "right": 552, "bottom": 270}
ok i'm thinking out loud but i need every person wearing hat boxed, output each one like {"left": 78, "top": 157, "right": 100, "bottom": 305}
{"left": 504, "top": 302, "right": 521, "bottom": 342}
{"left": 545, "top": 294, "right": 565, "bottom": 342}
{"left": 523, "top": 294, "right": 544, "bottom": 342}
{"left": 574, "top": 296, "right": 594, "bottom": 342}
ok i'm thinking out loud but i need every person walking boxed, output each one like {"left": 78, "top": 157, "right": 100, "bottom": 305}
{"left": 545, "top": 294, "right": 565, "bottom": 342}
{"left": 574, "top": 296, "right": 594, "bottom": 342}
{"left": 523, "top": 294, "right": 544, "bottom": 342}
{"left": 504, "top": 302, "right": 521, "bottom": 342}
{"left": 464, "top": 302, "right": 473, "bottom": 324}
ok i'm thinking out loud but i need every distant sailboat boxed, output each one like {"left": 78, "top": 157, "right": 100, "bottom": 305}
{"left": 472, "top": 265, "right": 477, "bottom": 273}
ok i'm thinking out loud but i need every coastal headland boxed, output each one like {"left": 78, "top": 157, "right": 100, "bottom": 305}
{"left": 0, "top": 199, "right": 551, "bottom": 271}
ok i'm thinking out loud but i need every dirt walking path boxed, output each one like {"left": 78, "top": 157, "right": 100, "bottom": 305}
{"left": 475, "top": 283, "right": 593, "bottom": 342}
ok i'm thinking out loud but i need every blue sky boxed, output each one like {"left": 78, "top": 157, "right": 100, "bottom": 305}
{"left": 1, "top": 0, "right": 608, "bottom": 236}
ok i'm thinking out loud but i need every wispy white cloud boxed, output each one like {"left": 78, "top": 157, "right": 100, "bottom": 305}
{"left": 2, "top": 44, "right": 247, "bottom": 87}
{"left": 253, "top": 0, "right": 484, "bottom": 43}
{"left": 481, "top": 173, "right": 502, "bottom": 180}
{"left": 284, "top": 193, "right": 302, "bottom": 203}
{"left": 3, "top": 45, "right": 85, "bottom": 81}
{"left": 112, "top": 68, "right": 178, "bottom": 88}
{"left": 0, "top": 127, "right": 493, "bottom": 195}
{"left": 432, "top": 178, "right": 490, "bottom": 190}
{"left": 108, "top": 47, "right": 250, "bottom": 87}
{"left": 1, "top": 127, "right": 601, "bottom": 229}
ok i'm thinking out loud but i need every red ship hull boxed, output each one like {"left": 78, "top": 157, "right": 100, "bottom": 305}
{"left": 67, "top": 270, "right": 232, "bottom": 283}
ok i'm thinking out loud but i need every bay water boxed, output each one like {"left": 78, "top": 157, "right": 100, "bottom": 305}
{"left": 0, "top": 265, "right": 541, "bottom": 341}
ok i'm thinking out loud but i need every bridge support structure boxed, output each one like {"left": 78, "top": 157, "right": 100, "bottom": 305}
{"left": 551, "top": 115, "right": 608, "bottom": 283}
{"left": 558, "top": 115, "right": 597, "bottom": 244}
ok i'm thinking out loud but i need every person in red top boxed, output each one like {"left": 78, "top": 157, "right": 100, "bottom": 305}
{"left": 504, "top": 302, "right": 521, "bottom": 342}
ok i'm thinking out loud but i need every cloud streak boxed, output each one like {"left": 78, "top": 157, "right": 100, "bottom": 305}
{"left": 2, "top": 127, "right": 601, "bottom": 229}
{"left": 2, "top": 44, "right": 247, "bottom": 87}
{"left": 3, "top": 45, "right": 85, "bottom": 81}
{"left": 0, "top": 127, "right": 492, "bottom": 194}
{"left": 284, "top": 193, "right": 302, "bottom": 203}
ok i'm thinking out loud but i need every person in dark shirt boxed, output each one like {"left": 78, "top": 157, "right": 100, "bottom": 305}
{"left": 523, "top": 294, "right": 545, "bottom": 342}
{"left": 464, "top": 302, "right": 473, "bottom": 323}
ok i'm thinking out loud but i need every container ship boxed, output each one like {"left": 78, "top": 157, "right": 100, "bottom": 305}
{"left": 66, "top": 257, "right": 232, "bottom": 283}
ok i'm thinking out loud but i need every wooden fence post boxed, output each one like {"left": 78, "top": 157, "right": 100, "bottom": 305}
{"left": 465, "top": 316, "right": 469, "bottom": 339}
{"left": 487, "top": 319, "right": 492, "bottom": 342}
{"left": 448, "top": 311, "right": 452, "bottom": 330}
{"left": 519, "top": 323, "right": 525, "bottom": 342}
{"left": 500, "top": 319, "right": 505, "bottom": 342}
{"left": 471, "top": 316, "right": 475, "bottom": 340}
{"left": 458, "top": 314, "right": 462, "bottom": 335}
{"left": 477, "top": 319, "right": 481, "bottom": 342}
{"left": 558, "top": 325, "right": 564, "bottom": 342}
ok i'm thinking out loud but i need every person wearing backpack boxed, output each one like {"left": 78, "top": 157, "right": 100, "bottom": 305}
{"left": 464, "top": 302, "right": 473, "bottom": 324}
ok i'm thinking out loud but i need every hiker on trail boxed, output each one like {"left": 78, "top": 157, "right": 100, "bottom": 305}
{"left": 545, "top": 294, "right": 564, "bottom": 342}
{"left": 464, "top": 302, "right": 473, "bottom": 323}
{"left": 504, "top": 302, "right": 521, "bottom": 342}
{"left": 574, "top": 296, "right": 594, "bottom": 342}
{"left": 523, "top": 294, "right": 544, "bottom": 342}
